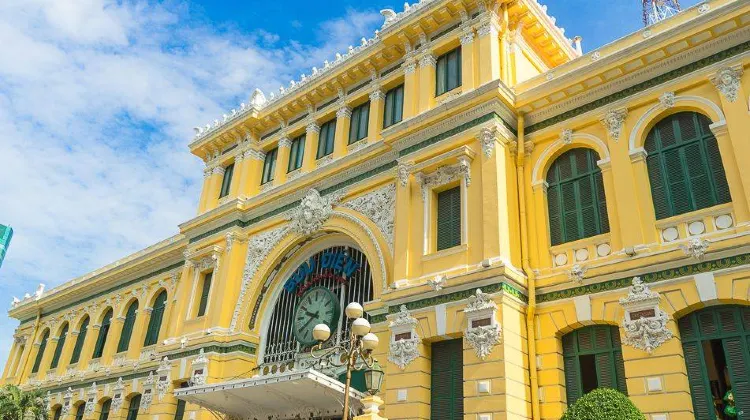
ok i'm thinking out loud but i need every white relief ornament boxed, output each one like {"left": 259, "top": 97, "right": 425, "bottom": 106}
{"left": 230, "top": 225, "right": 290, "bottom": 331}
{"left": 416, "top": 161, "right": 471, "bottom": 202}
{"left": 600, "top": 108, "right": 628, "bottom": 142}
{"left": 141, "top": 372, "right": 155, "bottom": 411}
{"left": 156, "top": 357, "right": 171, "bottom": 401}
{"left": 620, "top": 277, "right": 673, "bottom": 354}
{"left": 388, "top": 305, "right": 421, "bottom": 370}
{"left": 427, "top": 275, "right": 447, "bottom": 291}
{"left": 682, "top": 238, "right": 709, "bottom": 260}
{"left": 560, "top": 128, "right": 573, "bottom": 145}
{"left": 191, "top": 349, "right": 209, "bottom": 386}
{"left": 287, "top": 189, "right": 341, "bottom": 236}
{"left": 342, "top": 184, "right": 396, "bottom": 252}
{"left": 569, "top": 264, "right": 587, "bottom": 283}
{"left": 84, "top": 383, "right": 97, "bottom": 416}
{"left": 62, "top": 388, "right": 73, "bottom": 416}
{"left": 659, "top": 92, "right": 676, "bottom": 109}
{"left": 464, "top": 289, "right": 502, "bottom": 360}
{"left": 111, "top": 378, "right": 125, "bottom": 412}
{"left": 397, "top": 162, "right": 412, "bottom": 187}
{"left": 477, "top": 126, "right": 498, "bottom": 158}
{"left": 44, "top": 391, "right": 51, "bottom": 412}
{"left": 711, "top": 66, "right": 743, "bottom": 103}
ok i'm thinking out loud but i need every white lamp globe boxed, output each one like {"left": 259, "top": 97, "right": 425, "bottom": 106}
{"left": 352, "top": 317, "right": 371, "bottom": 336}
{"left": 362, "top": 333, "right": 379, "bottom": 351}
{"left": 312, "top": 323, "right": 331, "bottom": 342}
{"left": 345, "top": 302, "right": 364, "bottom": 319}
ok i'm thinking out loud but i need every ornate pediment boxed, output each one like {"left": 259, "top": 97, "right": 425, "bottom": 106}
{"left": 287, "top": 189, "right": 341, "bottom": 236}
{"left": 342, "top": 184, "right": 396, "bottom": 252}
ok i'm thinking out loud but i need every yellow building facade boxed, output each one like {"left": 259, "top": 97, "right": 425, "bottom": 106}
{"left": 3, "top": 1, "right": 750, "bottom": 419}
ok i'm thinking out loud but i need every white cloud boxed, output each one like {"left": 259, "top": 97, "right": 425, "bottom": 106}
{"left": 0, "top": 0, "right": 380, "bottom": 369}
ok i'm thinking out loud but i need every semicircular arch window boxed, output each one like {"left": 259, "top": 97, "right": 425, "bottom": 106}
{"left": 645, "top": 111, "right": 731, "bottom": 219}
{"left": 260, "top": 245, "right": 373, "bottom": 372}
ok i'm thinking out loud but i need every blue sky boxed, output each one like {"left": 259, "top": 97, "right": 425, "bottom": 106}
{"left": 0, "top": 0, "right": 702, "bottom": 368}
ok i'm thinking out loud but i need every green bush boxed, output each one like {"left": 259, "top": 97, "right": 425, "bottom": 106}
{"left": 561, "top": 388, "right": 645, "bottom": 420}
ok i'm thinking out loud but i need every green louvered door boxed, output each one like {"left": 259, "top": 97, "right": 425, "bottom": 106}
{"left": 431, "top": 339, "right": 463, "bottom": 420}
{"left": 70, "top": 317, "right": 89, "bottom": 364}
{"left": 31, "top": 330, "right": 49, "bottom": 373}
{"left": 436, "top": 187, "right": 461, "bottom": 251}
{"left": 117, "top": 301, "right": 138, "bottom": 353}
{"left": 144, "top": 291, "right": 167, "bottom": 346}
{"left": 679, "top": 306, "right": 750, "bottom": 420}
{"left": 562, "top": 326, "right": 627, "bottom": 406}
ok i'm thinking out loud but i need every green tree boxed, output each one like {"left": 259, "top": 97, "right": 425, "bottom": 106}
{"left": 0, "top": 384, "right": 48, "bottom": 420}
{"left": 562, "top": 388, "right": 645, "bottom": 420}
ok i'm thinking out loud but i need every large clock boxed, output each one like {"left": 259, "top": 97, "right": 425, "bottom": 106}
{"left": 293, "top": 287, "right": 341, "bottom": 346}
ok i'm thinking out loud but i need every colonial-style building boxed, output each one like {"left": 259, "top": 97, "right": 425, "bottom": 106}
{"left": 3, "top": 0, "right": 750, "bottom": 419}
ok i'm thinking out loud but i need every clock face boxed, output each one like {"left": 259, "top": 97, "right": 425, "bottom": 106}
{"left": 293, "top": 287, "right": 341, "bottom": 346}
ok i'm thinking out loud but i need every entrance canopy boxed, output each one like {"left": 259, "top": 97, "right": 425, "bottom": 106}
{"left": 174, "top": 368, "right": 365, "bottom": 419}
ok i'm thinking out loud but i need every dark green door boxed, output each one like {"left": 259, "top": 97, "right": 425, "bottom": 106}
{"left": 431, "top": 339, "right": 463, "bottom": 420}
{"left": 679, "top": 305, "right": 750, "bottom": 420}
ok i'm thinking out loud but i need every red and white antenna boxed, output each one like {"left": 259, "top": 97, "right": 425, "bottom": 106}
{"left": 642, "top": 0, "right": 681, "bottom": 26}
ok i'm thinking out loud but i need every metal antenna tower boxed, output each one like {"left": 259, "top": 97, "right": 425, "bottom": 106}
{"left": 642, "top": 0, "right": 681, "bottom": 26}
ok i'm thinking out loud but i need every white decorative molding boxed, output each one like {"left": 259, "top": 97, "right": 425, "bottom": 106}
{"left": 111, "top": 378, "right": 125, "bottom": 412}
{"left": 682, "top": 238, "right": 709, "bottom": 260}
{"left": 710, "top": 65, "right": 743, "bottom": 103}
{"left": 415, "top": 161, "right": 471, "bottom": 202}
{"left": 156, "top": 357, "right": 171, "bottom": 401}
{"left": 600, "top": 108, "right": 628, "bottom": 142}
{"left": 230, "top": 225, "right": 290, "bottom": 331}
{"left": 388, "top": 306, "right": 421, "bottom": 370}
{"left": 84, "top": 383, "right": 97, "bottom": 416}
{"left": 418, "top": 53, "right": 437, "bottom": 68}
{"left": 61, "top": 387, "right": 73, "bottom": 416}
{"left": 569, "top": 264, "right": 587, "bottom": 283}
{"left": 191, "top": 349, "right": 209, "bottom": 386}
{"left": 336, "top": 106, "right": 352, "bottom": 119}
{"left": 397, "top": 162, "right": 412, "bottom": 187}
{"left": 141, "top": 372, "right": 155, "bottom": 412}
{"left": 620, "top": 277, "right": 673, "bottom": 354}
{"left": 460, "top": 29, "right": 475, "bottom": 45}
{"left": 342, "top": 184, "right": 396, "bottom": 252}
{"left": 658, "top": 91, "right": 676, "bottom": 109}
{"left": 427, "top": 274, "right": 447, "bottom": 291}
{"left": 560, "top": 128, "right": 573, "bottom": 145}
{"left": 464, "top": 289, "right": 502, "bottom": 360}
{"left": 287, "top": 189, "right": 341, "bottom": 236}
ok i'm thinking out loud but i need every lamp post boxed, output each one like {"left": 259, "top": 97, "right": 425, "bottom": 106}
{"left": 311, "top": 302, "right": 382, "bottom": 420}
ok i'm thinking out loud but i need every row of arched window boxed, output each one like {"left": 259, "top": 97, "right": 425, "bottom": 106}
{"left": 30, "top": 291, "right": 168, "bottom": 375}
{"left": 547, "top": 112, "right": 731, "bottom": 246}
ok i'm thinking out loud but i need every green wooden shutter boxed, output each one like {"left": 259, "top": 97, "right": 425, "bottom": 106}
{"left": 317, "top": 123, "right": 328, "bottom": 158}
{"left": 437, "top": 187, "right": 461, "bottom": 251}
{"left": 144, "top": 291, "right": 168, "bottom": 346}
{"left": 92, "top": 310, "right": 112, "bottom": 359}
{"left": 70, "top": 317, "right": 89, "bottom": 364}
{"left": 287, "top": 135, "right": 305, "bottom": 172}
{"left": 50, "top": 324, "right": 68, "bottom": 369}
{"left": 645, "top": 112, "right": 731, "bottom": 219}
{"left": 31, "top": 330, "right": 49, "bottom": 374}
{"left": 126, "top": 395, "right": 141, "bottom": 420}
{"left": 563, "top": 333, "right": 582, "bottom": 405}
{"left": 53, "top": 407, "right": 62, "bottom": 420}
{"left": 173, "top": 383, "right": 189, "bottom": 420}
{"left": 431, "top": 339, "right": 463, "bottom": 420}
{"left": 679, "top": 314, "right": 714, "bottom": 420}
{"left": 99, "top": 399, "right": 111, "bottom": 420}
{"left": 117, "top": 301, "right": 138, "bottom": 353}
{"left": 436, "top": 53, "right": 447, "bottom": 96}
{"left": 74, "top": 403, "right": 85, "bottom": 420}
{"left": 383, "top": 84, "right": 404, "bottom": 128}
{"left": 197, "top": 271, "right": 213, "bottom": 317}
{"left": 547, "top": 149, "right": 610, "bottom": 245}
{"left": 218, "top": 163, "right": 234, "bottom": 198}
{"left": 348, "top": 102, "right": 369, "bottom": 144}
{"left": 261, "top": 148, "right": 277, "bottom": 184}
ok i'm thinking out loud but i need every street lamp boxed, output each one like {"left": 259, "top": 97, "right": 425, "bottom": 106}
{"left": 311, "top": 302, "right": 381, "bottom": 420}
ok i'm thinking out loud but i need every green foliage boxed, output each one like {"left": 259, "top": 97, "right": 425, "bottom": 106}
{"left": 0, "top": 384, "right": 48, "bottom": 420}
{"left": 562, "top": 388, "right": 645, "bottom": 420}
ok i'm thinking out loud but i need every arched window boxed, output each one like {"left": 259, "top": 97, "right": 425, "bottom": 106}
{"left": 562, "top": 325, "right": 627, "bottom": 406}
{"left": 92, "top": 309, "right": 113, "bottom": 359}
{"left": 144, "top": 291, "right": 167, "bottom": 347}
{"left": 31, "top": 329, "right": 49, "bottom": 374}
{"left": 98, "top": 399, "right": 112, "bottom": 420}
{"left": 50, "top": 323, "right": 69, "bottom": 369}
{"left": 73, "top": 403, "right": 85, "bottom": 420}
{"left": 126, "top": 395, "right": 141, "bottom": 420}
{"left": 678, "top": 305, "right": 750, "bottom": 419}
{"left": 117, "top": 301, "right": 138, "bottom": 353}
{"left": 52, "top": 406, "right": 62, "bottom": 420}
{"left": 645, "top": 112, "right": 731, "bottom": 219}
{"left": 70, "top": 316, "right": 89, "bottom": 364}
{"left": 546, "top": 148, "right": 610, "bottom": 245}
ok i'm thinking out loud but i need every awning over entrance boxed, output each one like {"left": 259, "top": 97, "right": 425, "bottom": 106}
{"left": 174, "top": 368, "right": 365, "bottom": 419}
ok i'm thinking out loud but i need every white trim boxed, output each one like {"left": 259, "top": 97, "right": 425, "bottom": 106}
{"left": 628, "top": 95, "right": 726, "bottom": 152}
{"left": 531, "top": 133, "right": 610, "bottom": 184}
